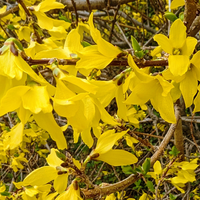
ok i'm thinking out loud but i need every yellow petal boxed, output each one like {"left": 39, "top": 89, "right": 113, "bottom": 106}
{"left": 191, "top": 51, "right": 200, "bottom": 80}
{"left": 46, "top": 148, "right": 63, "bottom": 167}
{"left": 0, "top": 51, "right": 23, "bottom": 80}
{"left": 153, "top": 34, "right": 173, "bottom": 54}
{"left": 88, "top": 12, "right": 121, "bottom": 58}
{"left": 49, "top": 26, "right": 67, "bottom": 40}
{"left": 5, "top": 123, "right": 24, "bottom": 150}
{"left": 54, "top": 174, "right": 68, "bottom": 194}
{"left": 171, "top": 0, "right": 185, "bottom": 9}
{"left": 125, "top": 80, "right": 156, "bottom": 105}
{"left": 96, "top": 149, "right": 138, "bottom": 166}
{"left": 81, "top": 128, "right": 93, "bottom": 148}
{"left": 61, "top": 75, "right": 97, "bottom": 94}
{"left": 34, "top": 112, "right": 67, "bottom": 149}
{"left": 55, "top": 183, "right": 82, "bottom": 200}
{"left": 23, "top": 166, "right": 57, "bottom": 186}
{"left": 76, "top": 45, "right": 115, "bottom": 70}
{"left": 91, "top": 96, "right": 118, "bottom": 126}
{"left": 153, "top": 160, "right": 162, "bottom": 175}
{"left": 34, "top": 12, "right": 54, "bottom": 29}
{"left": 170, "top": 81, "right": 181, "bottom": 102}
{"left": 35, "top": 49, "right": 70, "bottom": 59}
{"left": 168, "top": 55, "right": 190, "bottom": 76}
{"left": 169, "top": 19, "right": 186, "bottom": 49}
{"left": 180, "top": 69, "right": 197, "bottom": 108}
{"left": 0, "top": 86, "right": 29, "bottom": 116}
{"left": 68, "top": 105, "right": 89, "bottom": 132}
{"left": 25, "top": 187, "right": 38, "bottom": 197}
{"left": 181, "top": 37, "right": 197, "bottom": 56}
{"left": 116, "top": 85, "right": 127, "bottom": 120}
{"left": 95, "top": 130, "right": 127, "bottom": 154}
{"left": 33, "top": 0, "right": 64, "bottom": 12}
{"left": 17, "top": 105, "right": 31, "bottom": 124}
{"left": 151, "top": 90, "right": 176, "bottom": 123}
{"left": 64, "top": 28, "right": 83, "bottom": 54}
{"left": 193, "top": 87, "right": 200, "bottom": 113}
{"left": 128, "top": 55, "right": 152, "bottom": 82}
{"left": 22, "top": 86, "right": 52, "bottom": 114}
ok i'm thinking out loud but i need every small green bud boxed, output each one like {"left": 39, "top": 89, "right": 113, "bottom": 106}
{"left": 179, "top": 12, "right": 184, "bottom": 21}
{"left": 164, "top": 12, "right": 178, "bottom": 22}
{"left": 135, "top": 50, "right": 144, "bottom": 58}
{"left": 12, "top": 38, "right": 24, "bottom": 51}
{"left": 142, "top": 158, "right": 151, "bottom": 174}
{"left": 131, "top": 36, "right": 141, "bottom": 51}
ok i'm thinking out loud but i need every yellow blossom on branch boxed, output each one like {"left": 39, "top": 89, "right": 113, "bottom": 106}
{"left": 154, "top": 19, "right": 197, "bottom": 76}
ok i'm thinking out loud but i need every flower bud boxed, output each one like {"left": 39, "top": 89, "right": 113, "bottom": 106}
{"left": 10, "top": 42, "right": 18, "bottom": 56}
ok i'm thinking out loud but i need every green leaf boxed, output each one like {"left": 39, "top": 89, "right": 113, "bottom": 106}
{"left": 179, "top": 12, "right": 184, "bottom": 21}
{"left": 169, "top": 146, "right": 180, "bottom": 157}
{"left": 146, "top": 180, "right": 155, "bottom": 192}
{"left": 142, "top": 158, "right": 151, "bottom": 175}
{"left": 56, "top": 151, "right": 66, "bottom": 162}
{"left": 164, "top": 12, "right": 178, "bottom": 22}
{"left": 13, "top": 38, "right": 24, "bottom": 51}
{"left": 59, "top": 12, "right": 71, "bottom": 23}
{"left": 131, "top": 36, "right": 141, "bottom": 51}
{"left": 7, "top": 24, "right": 16, "bottom": 30}
{"left": 169, "top": 193, "right": 177, "bottom": 200}
{"left": 135, "top": 50, "right": 144, "bottom": 58}
{"left": 0, "top": 192, "right": 11, "bottom": 196}
{"left": 121, "top": 165, "right": 134, "bottom": 175}
{"left": 81, "top": 41, "right": 91, "bottom": 47}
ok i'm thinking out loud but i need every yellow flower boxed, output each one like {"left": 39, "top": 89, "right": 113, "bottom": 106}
{"left": 90, "top": 129, "right": 138, "bottom": 166}
{"left": 15, "top": 149, "right": 68, "bottom": 194}
{"left": 31, "top": 0, "right": 70, "bottom": 30}
{"left": 75, "top": 12, "right": 121, "bottom": 76}
{"left": 154, "top": 19, "right": 197, "bottom": 76}
{"left": 125, "top": 55, "right": 175, "bottom": 123}
{"left": 52, "top": 77, "right": 117, "bottom": 148}
{"left": 148, "top": 160, "right": 162, "bottom": 184}
{"left": 55, "top": 180, "right": 83, "bottom": 200}
{"left": 163, "top": 50, "right": 200, "bottom": 108}
{"left": 0, "top": 84, "right": 67, "bottom": 149}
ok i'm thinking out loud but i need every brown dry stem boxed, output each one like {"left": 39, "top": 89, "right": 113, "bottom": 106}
{"left": 184, "top": 0, "right": 197, "bottom": 32}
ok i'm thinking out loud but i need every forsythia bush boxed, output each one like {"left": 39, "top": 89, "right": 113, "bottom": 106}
{"left": 0, "top": 0, "right": 200, "bottom": 199}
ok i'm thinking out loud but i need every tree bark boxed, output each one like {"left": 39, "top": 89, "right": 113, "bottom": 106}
{"left": 61, "top": 0, "right": 133, "bottom": 11}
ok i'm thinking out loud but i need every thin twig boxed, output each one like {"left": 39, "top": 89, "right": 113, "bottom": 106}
{"left": 71, "top": 0, "right": 79, "bottom": 26}
{"left": 86, "top": 0, "right": 92, "bottom": 13}
{"left": 109, "top": 6, "right": 120, "bottom": 42}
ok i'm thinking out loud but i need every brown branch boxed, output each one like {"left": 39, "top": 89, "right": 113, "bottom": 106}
{"left": 24, "top": 55, "right": 168, "bottom": 68}
{"left": 189, "top": 113, "right": 200, "bottom": 154}
{"left": 71, "top": 0, "right": 79, "bottom": 26}
{"left": 183, "top": 0, "right": 197, "bottom": 32}
{"left": 16, "top": 0, "right": 32, "bottom": 17}
{"left": 86, "top": 0, "right": 92, "bottom": 13}
{"left": 82, "top": 173, "right": 143, "bottom": 198}
{"left": 174, "top": 118, "right": 184, "bottom": 160}
{"left": 109, "top": 6, "right": 120, "bottom": 42}
{"left": 188, "top": 15, "right": 200, "bottom": 36}
{"left": 62, "top": 0, "right": 134, "bottom": 11}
